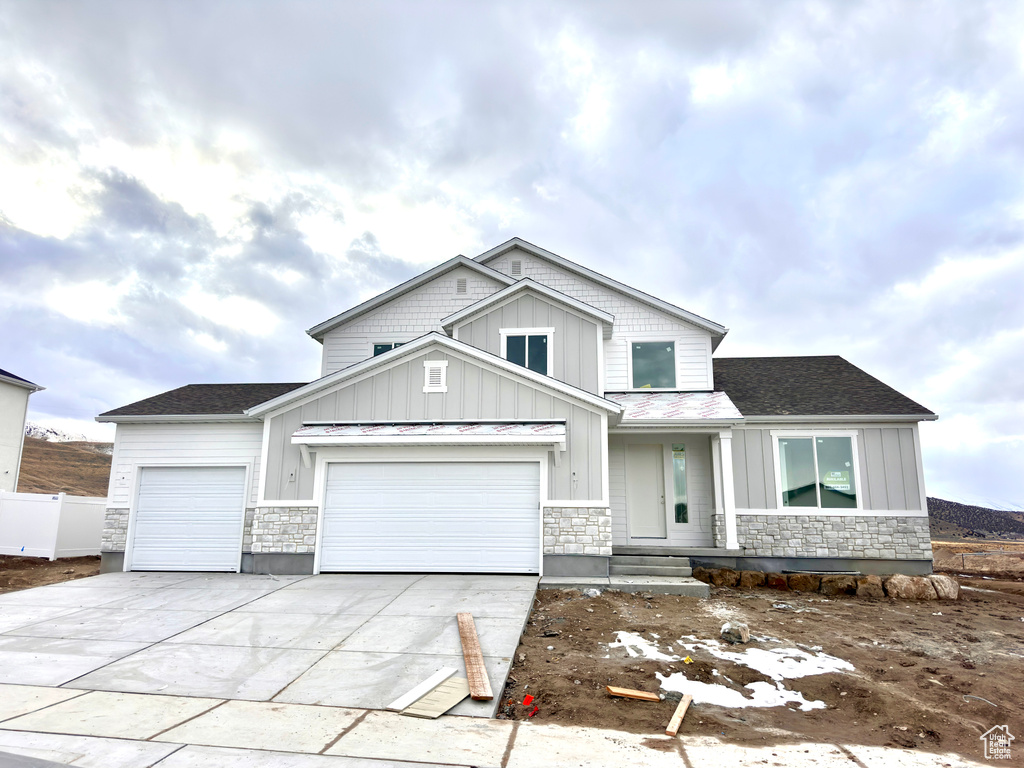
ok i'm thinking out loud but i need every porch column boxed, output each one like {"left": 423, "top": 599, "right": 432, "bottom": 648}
{"left": 717, "top": 430, "right": 739, "bottom": 550}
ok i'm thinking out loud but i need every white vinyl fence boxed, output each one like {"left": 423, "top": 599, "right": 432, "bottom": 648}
{"left": 0, "top": 490, "right": 106, "bottom": 560}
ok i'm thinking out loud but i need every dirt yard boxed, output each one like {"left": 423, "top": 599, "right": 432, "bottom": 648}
{"left": 502, "top": 582, "right": 1024, "bottom": 762}
{"left": 0, "top": 555, "right": 101, "bottom": 594}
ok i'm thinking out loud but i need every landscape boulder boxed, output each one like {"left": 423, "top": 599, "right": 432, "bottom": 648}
{"left": 884, "top": 574, "right": 938, "bottom": 600}
{"left": 739, "top": 571, "right": 766, "bottom": 589}
{"left": 819, "top": 575, "right": 858, "bottom": 596}
{"left": 765, "top": 572, "right": 790, "bottom": 590}
{"left": 721, "top": 621, "right": 750, "bottom": 644}
{"left": 787, "top": 573, "right": 822, "bottom": 592}
{"left": 691, "top": 566, "right": 711, "bottom": 584}
{"left": 927, "top": 574, "right": 960, "bottom": 600}
{"left": 709, "top": 568, "right": 740, "bottom": 588}
{"left": 855, "top": 575, "right": 885, "bottom": 599}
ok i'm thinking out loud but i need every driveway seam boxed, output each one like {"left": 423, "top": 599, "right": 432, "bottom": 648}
{"left": 0, "top": 688, "right": 91, "bottom": 725}
{"left": 147, "top": 742, "right": 188, "bottom": 767}
{"left": 500, "top": 720, "right": 519, "bottom": 768}
{"left": 319, "top": 708, "right": 369, "bottom": 754}
{"left": 146, "top": 699, "right": 228, "bottom": 741}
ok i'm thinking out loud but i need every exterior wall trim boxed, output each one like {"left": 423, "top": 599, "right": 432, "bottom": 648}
{"left": 736, "top": 508, "right": 929, "bottom": 517}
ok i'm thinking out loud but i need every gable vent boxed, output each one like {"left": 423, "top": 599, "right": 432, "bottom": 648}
{"left": 456, "top": 277, "right": 467, "bottom": 294}
{"left": 423, "top": 360, "right": 448, "bottom": 393}
{"left": 510, "top": 259, "right": 522, "bottom": 276}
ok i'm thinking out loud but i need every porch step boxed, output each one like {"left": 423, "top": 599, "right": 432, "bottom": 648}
{"left": 539, "top": 575, "right": 710, "bottom": 598}
{"left": 608, "top": 555, "right": 692, "bottom": 578}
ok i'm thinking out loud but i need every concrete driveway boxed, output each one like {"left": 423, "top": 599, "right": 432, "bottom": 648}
{"left": 0, "top": 571, "right": 537, "bottom": 718}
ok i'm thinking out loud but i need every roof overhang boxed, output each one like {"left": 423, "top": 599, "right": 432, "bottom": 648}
{"left": 96, "top": 414, "right": 258, "bottom": 424}
{"left": 0, "top": 373, "right": 43, "bottom": 392}
{"left": 441, "top": 278, "right": 614, "bottom": 335}
{"left": 292, "top": 420, "right": 567, "bottom": 448}
{"left": 306, "top": 255, "right": 515, "bottom": 341}
{"left": 474, "top": 238, "right": 728, "bottom": 347}
{"left": 739, "top": 414, "right": 939, "bottom": 423}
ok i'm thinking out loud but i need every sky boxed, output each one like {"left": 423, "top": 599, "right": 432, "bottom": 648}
{"left": 0, "top": 1, "right": 1021, "bottom": 509}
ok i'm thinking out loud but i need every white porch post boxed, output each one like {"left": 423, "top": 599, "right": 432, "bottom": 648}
{"left": 718, "top": 430, "right": 739, "bottom": 550}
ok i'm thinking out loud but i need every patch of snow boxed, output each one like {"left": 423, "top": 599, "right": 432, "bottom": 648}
{"left": 657, "top": 673, "right": 826, "bottom": 711}
{"left": 608, "top": 631, "right": 680, "bottom": 661}
{"left": 25, "top": 422, "right": 89, "bottom": 443}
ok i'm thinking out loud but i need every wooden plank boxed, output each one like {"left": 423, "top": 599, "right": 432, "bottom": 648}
{"left": 386, "top": 667, "right": 458, "bottom": 712}
{"left": 401, "top": 676, "right": 470, "bottom": 719}
{"left": 665, "top": 694, "right": 693, "bottom": 736}
{"left": 457, "top": 612, "right": 493, "bottom": 700}
{"left": 605, "top": 686, "right": 660, "bottom": 702}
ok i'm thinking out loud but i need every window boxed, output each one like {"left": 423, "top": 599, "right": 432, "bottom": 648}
{"left": 423, "top": 360, "right": 448, "bottom": 393}
{"left": 373, "top": 342, "right": 405, "bottom": 356}
{"left": 631, "top": 341, "right": 676, "bottom": 389}
{"left": 671, "top": 443, "right": 687, "bottom": 523}
{"left": 777, "top": 434, "right": 858, "bottom": 509}
{"left": 500, "top": 328, "right": 553, "bottom": 375}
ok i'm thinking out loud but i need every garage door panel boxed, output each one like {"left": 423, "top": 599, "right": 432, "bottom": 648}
{"left": 131, "top": 466, "right": 246, "bottom": 572}
{"left": 321, "top": 461, "right": 540, "bottom": 573}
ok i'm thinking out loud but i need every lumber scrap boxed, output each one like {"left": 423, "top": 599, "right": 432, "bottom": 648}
{"left": 401, "top": 676, "right": 470, "bottom": 719}
{"left": 386, "top": 667, "right": 458, "bottom": 712}
{"left": 456, "top": 612, "right": 493, "bottom": 700}
{"left": 665, "top": 694, "right": 693, "bottom": 736}
{"left": 605, "top": 686, "right": 661, "bottom": 702}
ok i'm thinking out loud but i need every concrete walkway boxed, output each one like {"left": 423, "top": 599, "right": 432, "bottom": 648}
{"left": 0, "top": 685, "right": 988, "bottom": 767}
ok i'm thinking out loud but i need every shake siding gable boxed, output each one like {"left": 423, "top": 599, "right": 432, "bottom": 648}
{"left": 320, "top": 266, "right": 505, "bottom": 375}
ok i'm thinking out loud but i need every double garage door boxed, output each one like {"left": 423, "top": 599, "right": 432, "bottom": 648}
{"left": 129, "top": 462, "right": 540, "bottom": 573}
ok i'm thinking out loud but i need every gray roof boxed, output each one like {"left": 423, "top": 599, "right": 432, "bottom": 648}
{"left": 713, "top": 356, "right": 934, "bottom": 417}
{"left": 0, "top": 367, "right": 42, "bottom": 391}
{"left": 98, "top": 382, "right": 307, "bottom": 419}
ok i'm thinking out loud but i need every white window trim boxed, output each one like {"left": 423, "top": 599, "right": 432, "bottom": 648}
{"left": 625, "top": 338, "right": 678, "bottom": 391}
{"left": 499, "top": 327, "right": 555, "bottom": 376}
{"left": 422, "top": 360, "right": 448, "bottom": 393}
{"left": 770, "top": 430, "right": 863, "bottom": 513}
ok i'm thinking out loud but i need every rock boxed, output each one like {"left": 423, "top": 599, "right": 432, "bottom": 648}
{"left": 739, "top": 571, "right": 766, "bottom": 589}
{"left": 721, "top": 621, "right": 750, "bottom": 644}
{"left": 884, "top": 574, "right": 938, "bottom": 600}
{"left": 856, "top": 575, "right": 885, "bottom": 599}
{"left": 820, "top": 575, "right": 858, "bottom": 596}
{"left": 765, "top": 572, "right": 790, "bottom": 590}
{"left": 582, "top": 588, "right": 601, "bottom": 598}
{"left": 927, "top": 574, "right": 960, "bottom": 600}
{"left": 691, "top": 566, "right": 711, "bottom": 584}
{"left": 709, "top": 568, "right": 740, "bottom": 588}
{"left": 787, "top": 573, "right": 822, "bottom": 592}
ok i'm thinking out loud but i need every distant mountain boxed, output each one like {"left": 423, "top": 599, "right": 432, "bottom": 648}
{"left": 25, "top": 422, "right": 90, "bottom": 443}
{"left": 928, "top": 497, "right": 1024, "bottom": 539}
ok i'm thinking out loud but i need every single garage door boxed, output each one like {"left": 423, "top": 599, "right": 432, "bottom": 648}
{"left": 321, "top": 462, "right": 540, "bottom": 573}
{"left": 130, "top": 466, "right": 247, "bottom": 571}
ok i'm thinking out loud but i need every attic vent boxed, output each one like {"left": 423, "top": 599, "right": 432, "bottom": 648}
{"left": 423, "top": 360, "right": 448, "bottom": 393}
{"left": 456, "top": 277, "right": 467, "bottom": 294}
{"left": 510, "top": 259, "right": 522, "bottom": 276}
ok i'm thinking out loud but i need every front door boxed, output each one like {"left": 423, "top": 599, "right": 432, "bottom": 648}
{"left": 625, "top": 444, "right": 667, "bottom": 538}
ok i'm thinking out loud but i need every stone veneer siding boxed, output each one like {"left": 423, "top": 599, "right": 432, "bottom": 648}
{"left": 101, "top": 508, "right": 130, "bottom": 552}
{"left": 737, "top": 515, "right": 933, "bottom": 560}
{"left": 250, "top": 507, "right": 319, "bottom": 554}
{"left": 543, "top": 507, "right": 612, "bottom": 556}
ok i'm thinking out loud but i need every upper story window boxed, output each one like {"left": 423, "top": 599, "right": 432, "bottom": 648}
{"left": 500, "top": 328, "right": 553, "bottom": 375}
{"left": 775, "top": 433, "right": 859, "bottom": 509}
{"left": 631, "top": 341, "right": 676, "bottom": 389}
{"left": 373, "top": 342, "right": 405, "bottom": 356}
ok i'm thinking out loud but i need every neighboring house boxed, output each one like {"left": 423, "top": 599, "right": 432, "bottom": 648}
{"left": 97, "top": 238, "right": 937, "bottom": 577}
{"left": 0, "top": 368, "right": 43, "bottom": 493}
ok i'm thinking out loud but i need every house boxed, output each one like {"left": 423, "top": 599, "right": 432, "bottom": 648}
{"left": 0, "top": 368, "right": 43, "bottom": 493}
{"left": 97, "top": 238, "right": 936, "bottom": 578}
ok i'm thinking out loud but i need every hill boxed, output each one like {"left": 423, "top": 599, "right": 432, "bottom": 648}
{"left": 16, "top": 437, "right": 112, "bottom": 497}
{"left": 928, "top": 497, "right": 1024, "bottom": 540}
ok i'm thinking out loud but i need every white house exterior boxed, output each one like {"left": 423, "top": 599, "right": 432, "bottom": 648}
{"left": 0, "top": 368, "right": 43, "bottom": 493}
{"left": 97, "top": 239, "right": 937, "bottom": 577}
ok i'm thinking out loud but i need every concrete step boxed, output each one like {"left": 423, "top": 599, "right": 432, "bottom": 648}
{"left": 610, "top": 555, "right": 692, "bottom": 567}
{"left": 608, "top": 564, "right": 692, "bottom": 577}
{"left": 539, "top": 575, "right": 709, "bottom": 598}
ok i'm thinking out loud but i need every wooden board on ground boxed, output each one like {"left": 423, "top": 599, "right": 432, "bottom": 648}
{"left": 605, "top": 685, "right": 661, "bottom": 702}
{"left": 456, "top": 612, "right": 493, "bottom": 700}
{"left": 401, "top": 676, "right": 470, "bottom": 719}
{"left": 665, "top": 694, "right": 693, "bottom": 736}
{"left": 386, "top": 667, "right": 458, "bottom": 712}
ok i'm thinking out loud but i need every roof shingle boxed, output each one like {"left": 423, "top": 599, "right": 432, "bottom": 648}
{"left": 98, "top": 382, "right": 307, "bottom": 418}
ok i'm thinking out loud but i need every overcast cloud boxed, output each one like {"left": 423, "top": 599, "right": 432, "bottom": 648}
{"left": 0, "top": 0, "right": 1021, "bottom": 508}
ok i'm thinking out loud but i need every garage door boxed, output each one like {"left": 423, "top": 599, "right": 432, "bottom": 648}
{"left": 130, "top": 466, "right": 247, "bottom": 571}
{"left": 321, "top": 462, "right": 540, "bottom": 573}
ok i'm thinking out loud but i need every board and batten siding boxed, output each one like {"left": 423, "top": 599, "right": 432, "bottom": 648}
{"left": 264, "top": 349, "right": 606, "bottom": 503}
{"left": 731, "top": 426, "right": 923, "bottom": 511}
{"left": 454, "top": 292, "right": 602, "bottom": 393}
{"left": 486, "top": 248, "right": 715, "bottom": 391}
{"left": 107, "top": 422, "right": 263, "bottom": 508}
{"left": 319, "top": 266, "right": 506, "bottom": 376}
